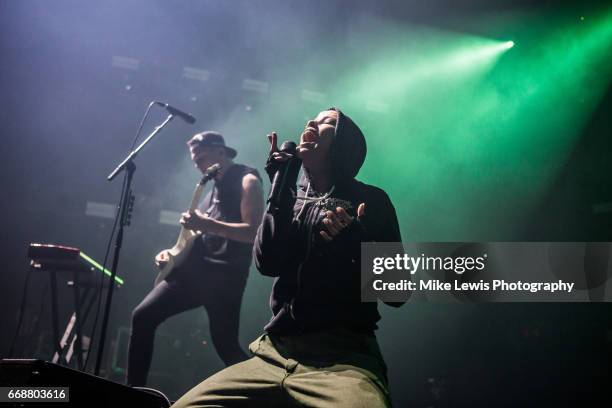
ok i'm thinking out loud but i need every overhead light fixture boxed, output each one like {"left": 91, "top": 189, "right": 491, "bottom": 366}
{"left": 111, "top": 56, "right": 140, "bottom": 70}
{"left": 182, "top": 66, "right": 210, "bottom": 82}
{"left": 242, "top": 78, "right": 269, "bottom": 93}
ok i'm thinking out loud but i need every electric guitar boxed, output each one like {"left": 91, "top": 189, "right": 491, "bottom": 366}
{"left": 154, "top": 164, "right": 220, "bottom": 286}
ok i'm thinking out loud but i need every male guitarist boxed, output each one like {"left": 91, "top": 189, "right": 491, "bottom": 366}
{"left": 126, "top": 131, "right": 264, "bottom": 387}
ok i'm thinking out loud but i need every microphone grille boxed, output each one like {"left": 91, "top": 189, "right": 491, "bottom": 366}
{"left": 280, "top": 141, "right": 297, "bottom": 154}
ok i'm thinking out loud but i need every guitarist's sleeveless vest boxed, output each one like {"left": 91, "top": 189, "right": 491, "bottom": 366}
{"left": 199, "top": 164, "right": 261, "bottom": 272}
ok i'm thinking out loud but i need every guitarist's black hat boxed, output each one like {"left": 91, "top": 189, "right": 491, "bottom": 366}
{"left": 188, "top": 131, "right": 237, "bottom": 158}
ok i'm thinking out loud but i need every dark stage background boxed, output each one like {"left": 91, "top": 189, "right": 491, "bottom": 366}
{"left": 1, "top": 0, "right": 611, "bottom": 406}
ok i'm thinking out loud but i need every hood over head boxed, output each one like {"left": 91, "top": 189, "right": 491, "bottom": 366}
{"left": 300, "top": 107, "right": 367, "bottom": 190}
{"left": 330, "top": 107, "right": 367, "bottom": 181}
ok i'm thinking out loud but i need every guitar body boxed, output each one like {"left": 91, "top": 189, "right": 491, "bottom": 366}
{"left": 154, "top": 230, "right": 201, "bottom": 286}
{"left": 154, "top": 166, "right": 219, "bottom": 286}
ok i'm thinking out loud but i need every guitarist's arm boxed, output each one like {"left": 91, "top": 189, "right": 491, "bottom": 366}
{"left": 180, "top": 173, "right": 264, "bottom": 244}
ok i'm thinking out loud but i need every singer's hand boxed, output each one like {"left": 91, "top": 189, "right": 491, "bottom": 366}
{"left": 268, "top": 131, "right": 279, "bottom": 154}
{"left": 265, "top": 131, "right": 292, "bottom": 182}
{"left": 320, "top": 203, "right": 365, "bottom": 242}
{"left": 267, "top": 132, "right": 292, "bottom": 162}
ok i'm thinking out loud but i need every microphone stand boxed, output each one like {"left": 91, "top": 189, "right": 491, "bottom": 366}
{"left": 94, "top": 114, "right": 175, "bottom": 376}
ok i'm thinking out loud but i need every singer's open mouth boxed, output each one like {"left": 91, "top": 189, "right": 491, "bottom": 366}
{"left": 301, "top": 127, "right": 318, "bottom": 143}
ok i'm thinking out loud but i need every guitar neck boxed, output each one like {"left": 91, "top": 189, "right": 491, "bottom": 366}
{"left": 174, "top": 180, "right": 209, "bottom": 243}
{"left": 188, "top": 184, "right": 204, "bottom": 212}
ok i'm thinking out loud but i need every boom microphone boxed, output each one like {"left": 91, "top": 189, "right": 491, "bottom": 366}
{"left": 154, "top": 101, "right": 196, "bottom": 124}
{"left": 202, "top": 163, "right": 221, "bottom": 183}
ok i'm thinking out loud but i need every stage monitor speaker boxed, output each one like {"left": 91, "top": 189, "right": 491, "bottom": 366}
{"left": 0, "top": 359, "right": 170, "bottom": 407}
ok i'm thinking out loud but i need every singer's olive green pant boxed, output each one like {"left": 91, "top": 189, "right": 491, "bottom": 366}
{"left": 171, "top": 328, "right": 391, "bottom": 408}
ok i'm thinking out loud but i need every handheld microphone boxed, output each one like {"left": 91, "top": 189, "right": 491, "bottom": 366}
{"left": 267, "top": 141, "right": 302, "bottom": 212}
{"left": 154, "top": 101, "right": 196, "bottom": 124}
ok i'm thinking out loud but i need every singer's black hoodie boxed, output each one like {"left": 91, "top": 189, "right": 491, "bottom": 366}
{"left": 254, "top": 108, "right": 403, "bottom": 335}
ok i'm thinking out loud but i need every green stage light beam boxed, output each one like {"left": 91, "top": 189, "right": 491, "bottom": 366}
{"left": 328, "top": 11, "right": 611, "bottom": 241}
{"left": 335, "top": 34, "right": 515, "bottom": 108}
